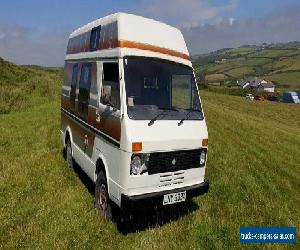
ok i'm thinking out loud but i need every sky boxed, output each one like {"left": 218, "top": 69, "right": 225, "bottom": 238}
{"left": 0, "top": 0, "right": 300, "bottom": 66}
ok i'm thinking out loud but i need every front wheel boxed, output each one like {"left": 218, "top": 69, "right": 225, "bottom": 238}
{"left": 95, "top": 171, "right": 112, "bottom": 221}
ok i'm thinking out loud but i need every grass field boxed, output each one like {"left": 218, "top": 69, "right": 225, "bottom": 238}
{"left": 265, "top": 72, "right": 300, "bottom": 88}
{"left": 0, "top": 57, "right": 62, "bottom": 114}
{"left": 226, "top": 66, "right": 255, "bottom": 78}
{"left": 272, "top": 56, "right": 300, "bottom": 73}
{"left": 1, "top": 59, "right": 299, "bottom": 249}
{"left": 205, "top": 73, "right": 225, "bottom": 83}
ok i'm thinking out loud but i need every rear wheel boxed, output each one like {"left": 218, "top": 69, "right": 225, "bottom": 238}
{"left": 95, "top": 171, "right": 112, "bottom": 221}
{"left": 66, "top": 139, "right": 73, "bottom": 169}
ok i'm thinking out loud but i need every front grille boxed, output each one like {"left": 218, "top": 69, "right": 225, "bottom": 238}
{"left": 159, "top": 171, "right": 185, "bottom": 187}
{"left": 148, "top": 148, "right": 206, "bottom": 175}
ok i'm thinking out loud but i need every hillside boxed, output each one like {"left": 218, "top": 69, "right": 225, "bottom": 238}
{"left": 0, "top": 58, "right": 299, "bottom": 248}
{"left": 193, "top": 42, "right": 300, "bottom": 90}
{"left": 0, "top": 57, "right": 62, "bottom": 114}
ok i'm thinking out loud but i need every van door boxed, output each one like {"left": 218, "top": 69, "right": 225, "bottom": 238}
{"left": 72, "top": 62, "right": 96, "bottom": 178}
{"left": 95, "top": 61, "right": 121, "bottom": 144}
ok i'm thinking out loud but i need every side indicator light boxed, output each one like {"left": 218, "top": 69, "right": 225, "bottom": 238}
{"left": 202, "top": 139, "right": 208, "bottom": 147}
{"left": 132, "top": 142, "right": 142, "bottom": 152}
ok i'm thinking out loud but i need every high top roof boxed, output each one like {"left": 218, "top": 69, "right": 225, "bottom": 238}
{"left": 67, "top": 13, "right": 190, "bottom": 64}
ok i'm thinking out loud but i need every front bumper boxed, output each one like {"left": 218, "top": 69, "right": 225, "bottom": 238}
{"left": 121, "top": 180, "right": 209, "bottom": 210}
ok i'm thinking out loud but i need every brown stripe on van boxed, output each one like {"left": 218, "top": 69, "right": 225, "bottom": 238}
{"left": 89, "top": 106, "right": 121, "bottom": 142}
{"left": 61, "top": 111, "right": 95, "bottom": 158}
{"left": 88, "top": 106, "right": 96, "bottom": 125}
{"left": 61, "top": 95, "right": 70, "bottom": 110}
{"left": 99, "top": 21, "right": 118, "bottom": 50}
{"left": 101, "top": 115, "right": 121, "bottom": 141}
{"left": 118, "top": 40, "right": 191, "bottom": 61}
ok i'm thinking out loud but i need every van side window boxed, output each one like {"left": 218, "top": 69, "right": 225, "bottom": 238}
{"left": 90, "top": 26, "right": 101, "bottom": 51}
{"left": 70, "top": 64, "right": 78, "bottom": 111}
{"left": 100, "top": 63, "right": 120, "bottom": 110}
{"left": 78, "top": 63, "right": 92, "bottom": 120}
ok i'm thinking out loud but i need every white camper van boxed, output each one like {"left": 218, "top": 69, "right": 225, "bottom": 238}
{"left": 61, "top": 13, "right": 209, "bottom": 220}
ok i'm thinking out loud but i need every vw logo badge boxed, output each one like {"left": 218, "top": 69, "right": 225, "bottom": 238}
{"left": 172, "top": 158, "right": 176, "bottom": 166}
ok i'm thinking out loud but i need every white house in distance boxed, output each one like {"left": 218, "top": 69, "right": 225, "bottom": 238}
{"left": 237, "top": 77, "right": 275, "bottom": 92}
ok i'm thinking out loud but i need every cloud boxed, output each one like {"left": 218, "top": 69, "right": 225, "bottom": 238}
{"left": 0, "top": 23, "right": 31, "bottom": 40}
{"left": 0, "top": 23, "right": 68, "bottom": 66}
{"left": 229, "top": 18, "right": 235, "bottom": 25}
{"left": 138, "top": 0, "right": 238, "bottom": 28}
{"left": 182, "top": 5, "right": 300, "bottom": 54}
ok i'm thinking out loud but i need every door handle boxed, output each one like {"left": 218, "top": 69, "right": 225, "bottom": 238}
{"left": 84, "top": 134, "right": 88, "bottom": 151}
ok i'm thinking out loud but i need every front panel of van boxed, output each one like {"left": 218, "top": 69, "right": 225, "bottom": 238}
{"left": 117, "top": 56, "right": 209, "bottom": 205}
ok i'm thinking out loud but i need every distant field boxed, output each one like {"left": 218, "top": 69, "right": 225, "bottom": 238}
{"left": 193, "top": 43, "right": 300, "bottom": 89}
{"left": 202, "top": 57, "right": 272, "bottom": 80}
{"left": 265, "top": 72, "right": 300, "bottom": 88}
{"left": 272, "top": 55, "right": 300, "bottom": 72}
{"left": 205, "top": 73, "right": 225, "bottom": 83}
{"left": 248, "top": 49, "right": 299, "bottom": 58}
{"left": 226, "top": 47, "right": 253, "bottom": 57}
{"left": 1, "top": 58, "right": 299, "bottom": 249}
{"left": 225, "top": 66, "right": 254, "bottom": 78}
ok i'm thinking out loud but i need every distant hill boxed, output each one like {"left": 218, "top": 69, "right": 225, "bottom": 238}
{"left": 192, "top": 42, "right": 300, "bottom": 90}
{"left": 0, "top": 57, "right": 62, "bottom": 114}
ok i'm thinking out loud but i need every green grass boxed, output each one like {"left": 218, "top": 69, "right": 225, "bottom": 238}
{"left": 225, "top": 66, "right": 255, "bottom": 78}
{"left": 0, "top": 58, "right": 299, "bottom": 248}
{"left": 265, "top": 72, "right": 300, "bottom": 88}
{"left": 225, "top": 47, "right": 254, "bottom": 57}
{"left": 1, "top": 91, "right": 300, "bottom": 248}
{"left": 0, "top": 57, "right": 63, "bottom": 114}
{"left": 248, "top": 49, "right": 300, "bottom": 58}
{"left": 272, "top": 55, "right": 300, "bottom": 72}
{"left": 205, "top": 73, "right": 225, "bottom": 83}
{"left": 204, "top": 57, "right": 272, "bottom": 77}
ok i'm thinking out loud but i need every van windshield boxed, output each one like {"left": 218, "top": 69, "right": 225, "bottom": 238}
{"left": 124, "top": 57, "right": 203, "bottom": 120}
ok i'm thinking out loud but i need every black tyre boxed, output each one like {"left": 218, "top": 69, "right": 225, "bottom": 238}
{"left": 66, "top": 139, "right": 74, "bottom": 169}
{"left": 95, "top": 171, "right": 112, "bottom": 221}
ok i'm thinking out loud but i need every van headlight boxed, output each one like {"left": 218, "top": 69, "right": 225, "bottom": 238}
{"left": 130, "top": 154, "right": 149, "bottom": 175}
{"left": 200, "top": 150, "right": 206, "bottom": 166}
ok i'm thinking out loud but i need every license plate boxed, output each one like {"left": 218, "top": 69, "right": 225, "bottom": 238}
{"left": 163, "top": 191, "right": 186, "bottom": 205}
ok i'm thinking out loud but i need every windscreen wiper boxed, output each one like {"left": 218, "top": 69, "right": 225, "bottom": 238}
{"left": 148, "top": 108, "right": 179, "bottom": 126}
{"left": 178, "top": 109, "right": 201, "bottom": 126}
{"left": 159, "top": 107, "right": 180, "bottom": 112}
